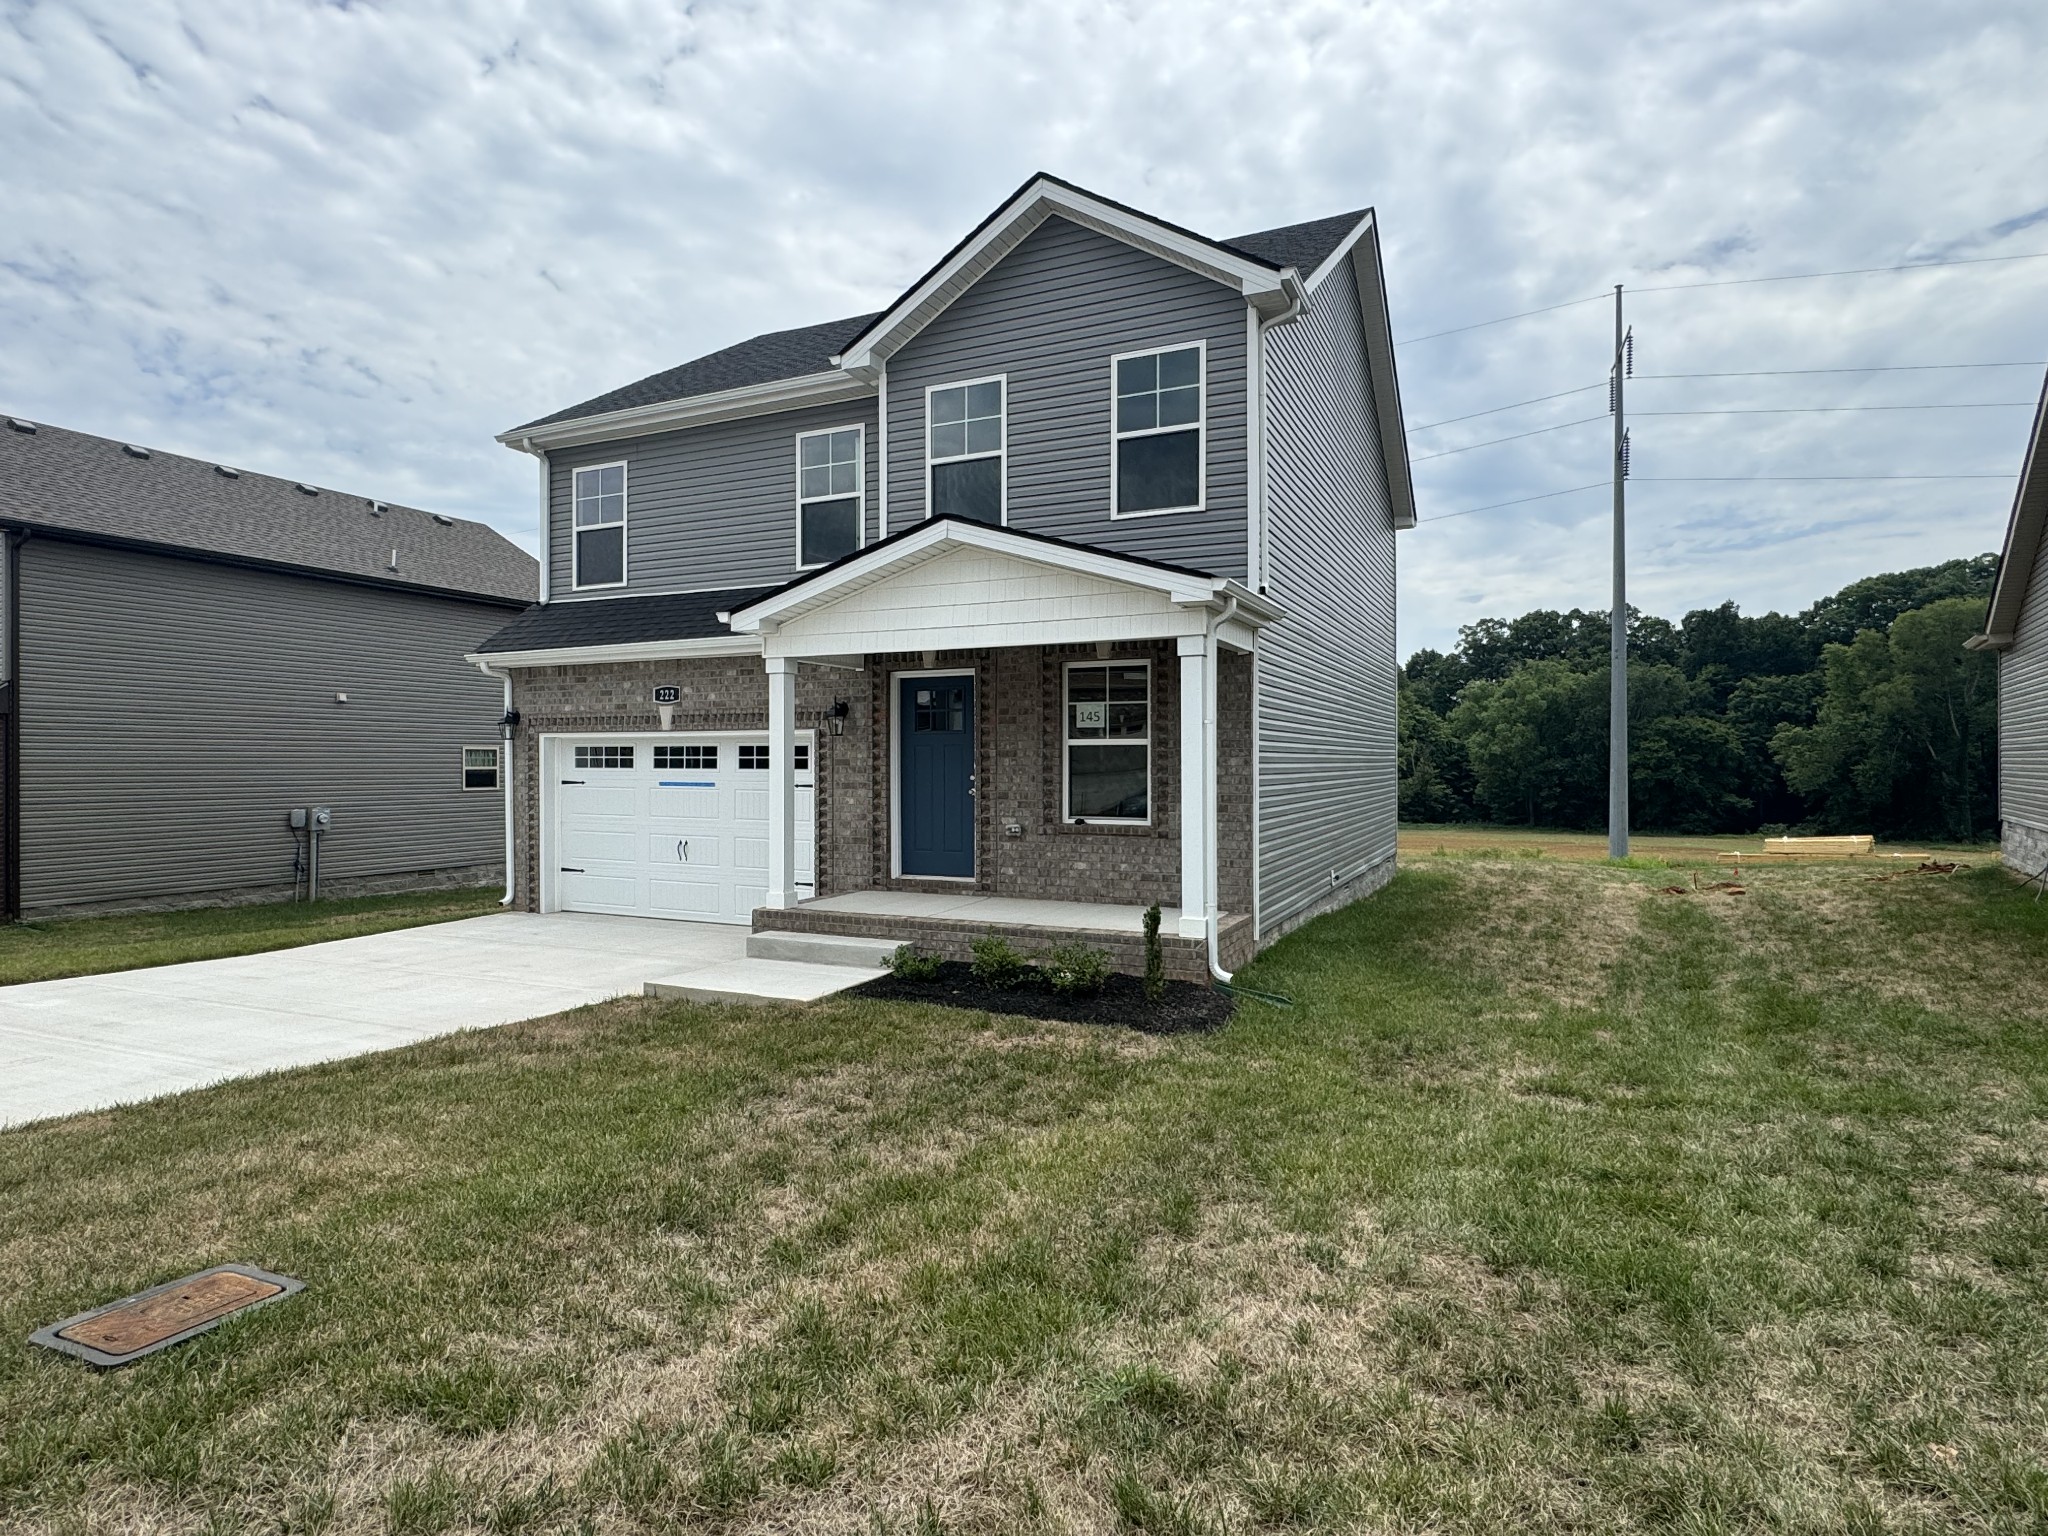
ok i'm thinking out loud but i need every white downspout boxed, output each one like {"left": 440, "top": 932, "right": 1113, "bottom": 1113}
{"left": 474, "top": 659, "right": 517, "bottom": 906}
{"left": 1204, "top": 595, "right": 1240, "bottom": 983}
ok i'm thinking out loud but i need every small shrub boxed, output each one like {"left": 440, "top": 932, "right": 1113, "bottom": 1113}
{"left": 970, "top": 930, "right": 1031, "bottom": 989}
{"left": 889, "top": 944, "right": 943, "bottom": 982}
{"left": 1041, "top": 943, "right": 1111, "bottom": 996}
{"left": 1141, "top": 904, "right": 1164, "bottom": 1002}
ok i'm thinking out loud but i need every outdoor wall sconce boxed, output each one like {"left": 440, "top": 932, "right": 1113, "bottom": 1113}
{"left": 498, "top": 708, "right": 521, "bottom": 740}
{"left": 829, "top": 699, "right": 850, "bottom": 736}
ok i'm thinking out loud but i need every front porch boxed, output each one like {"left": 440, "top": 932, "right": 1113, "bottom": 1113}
{"left": 753, "top": 891, "right": 1258, "bottom": 983}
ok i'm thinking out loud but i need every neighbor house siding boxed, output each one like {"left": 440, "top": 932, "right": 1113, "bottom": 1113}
{"left": 16, "top": 538, "right": 510, "bottom": 909}
{"left": 1257, "top": 256, "right": 1399, "bottom": 938}
{"left": 546, "top": 398, "right": 880, "bottom": 599}
{"left": 884, "top": 215, "right": 1251, "bottom": 577}
{"left": 2002, "top": 541, "right": 2048, "bottom": 849}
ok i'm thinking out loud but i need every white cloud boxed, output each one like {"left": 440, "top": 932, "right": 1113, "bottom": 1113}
{"left": 2, "top": 0, "right": 2043, "bottom": 653}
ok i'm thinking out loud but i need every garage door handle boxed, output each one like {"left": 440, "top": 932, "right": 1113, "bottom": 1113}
{"left": 559, "top": 867, "right": 585, "bottom": 873}
{"left": 677, "top": 839, "right": 688, "bottom": 861}
{"left": 560, "top": 779, "right": 586, "bottom": 785}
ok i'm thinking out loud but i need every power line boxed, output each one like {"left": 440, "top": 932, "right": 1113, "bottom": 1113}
{"left": 1406, "top": 382, "right": 1606, "bottom": 433}
{"left": 1395, "top": 293, "right": 1608, "bottom": 346}
{"left": 1638, "top": 362, "right": 2047, "bottom": 380}
{"left": 1636, "top": 474, "right": 2018, "bottom": 482}
{"left": 1630, "top": 249, "right": 2048, "bottom": 295}
{"left": 1418, "top": 482, "right": 1608, "bottom": 523}
{"left": 1633, "top": 402, "right": 2038, "bottom": 417}
{"left": 1410, "top": 414, "right": 1608, "bottom": 462}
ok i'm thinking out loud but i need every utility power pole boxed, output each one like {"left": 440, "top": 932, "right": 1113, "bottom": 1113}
{"left": 1608, "top": 285, "right": 1632, "bottom": 862}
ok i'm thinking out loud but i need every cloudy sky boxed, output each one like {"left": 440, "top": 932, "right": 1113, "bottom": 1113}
{"left": 4, "top": 0, "right": 2045, "bottom": 656}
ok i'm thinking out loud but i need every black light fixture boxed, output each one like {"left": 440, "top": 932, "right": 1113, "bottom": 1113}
{"left": 829, "top": 698, "right": 849, "bottom": 737}
{"left": 498, "top": 708, "right": 521, "bottom": 740}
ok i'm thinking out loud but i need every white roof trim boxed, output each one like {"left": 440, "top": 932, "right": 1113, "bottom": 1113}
{"left": 1971, "top": 372, "right": 2048, "bottom": 651}
{"left": 726, "top": 517, "right": 1281, "bottom": 635}
{"left": 500, "top": 371, "right": 874, "bottom": 453}
{"left": 1300, "top": 210, "right": 1377, "bottom": 293}
{"left": 465, "top": 635, "right": 761, "bottom": 668}
{"left": 836, "top": 177, "right": 1304, "bottom": 374}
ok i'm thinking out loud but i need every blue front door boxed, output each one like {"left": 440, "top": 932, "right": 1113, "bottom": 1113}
{"left": 900, "top": 675, "right": 975, "bottom": 877}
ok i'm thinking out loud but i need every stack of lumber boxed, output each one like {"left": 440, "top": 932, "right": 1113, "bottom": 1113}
{"left": 1718, "top": 835, "right": 1882, "bottom": 865}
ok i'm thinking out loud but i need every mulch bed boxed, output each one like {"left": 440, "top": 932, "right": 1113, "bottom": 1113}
{"left": 849, "top": 962, "right": 1234, "bottom": 1034}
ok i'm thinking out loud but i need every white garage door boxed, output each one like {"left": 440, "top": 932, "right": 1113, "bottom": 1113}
{"left": 550, "top": 734, "right": 815, "bottom": 924}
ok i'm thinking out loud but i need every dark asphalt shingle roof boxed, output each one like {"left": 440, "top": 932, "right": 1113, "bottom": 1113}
{"left": 0, "top": 417, "right": 536, "bottom": 604}
{"left": 474, "top": 586, "right": 775, "bottom": 654}
{"left": 512, "top": 184, "right": 1371, "bottom": 434}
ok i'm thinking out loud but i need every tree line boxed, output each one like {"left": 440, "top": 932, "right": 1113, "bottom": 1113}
{"left": 1399, "top": 554, "right": 2000, "bottom": 840}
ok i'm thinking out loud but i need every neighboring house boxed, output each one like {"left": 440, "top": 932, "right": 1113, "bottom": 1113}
{"left": 473, "top": 173, "right": 1414, "bottom": 979}
{"left": 0, "top": 418, "right": 537, "bottom": 918}
{"left": 1969, "top": 371, "right": 2048, "bottom": 877}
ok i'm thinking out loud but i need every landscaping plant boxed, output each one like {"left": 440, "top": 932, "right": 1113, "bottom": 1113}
{"left": 1039, "top": 941, "right": 1111, "bottom": 995}
{"left": 1141, "top": 903, "right": 1164, "bottom": 1002}
{"left": 969, "top": 930, "right": 1031, "bottom": 989}
{"left": 886, "top": 943, "right": 943, "bottom": 981}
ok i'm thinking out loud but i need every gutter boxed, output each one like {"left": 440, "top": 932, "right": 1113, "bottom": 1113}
{"left": 472, "top": 659, "right": 518, "bottom": 907}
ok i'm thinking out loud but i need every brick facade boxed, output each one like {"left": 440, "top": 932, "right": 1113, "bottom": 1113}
{"left": 502, "top": 641, "right": 1255, "bottom": 926}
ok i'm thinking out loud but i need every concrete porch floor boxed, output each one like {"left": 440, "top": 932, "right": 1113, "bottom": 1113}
{"left": 797, "top": 892, "right": 1183, "bottom": 932}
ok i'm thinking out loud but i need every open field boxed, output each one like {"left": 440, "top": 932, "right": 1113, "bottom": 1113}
{"left": 0, "top": 888, "right": 504, "bottom": 987}
{"left": 2, "top": 858, "right": 2045, "bottom": 1531}
{"left": 1400, "top": 823, "right": 1999, "bottom": 867}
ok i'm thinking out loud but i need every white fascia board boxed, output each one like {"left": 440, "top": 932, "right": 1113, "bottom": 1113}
{"left": 729, "top": 519, "right": 1226, "bottom": 634}
{"left": 1340, "top": 218, "right": 1419, "bottom": 532}
{"left": 463, "top": 635, "right": 761, "bottom": 669}
{"left": 1300, "top": 210, "right": 1377, "bottom": 294}
{"left": 498, "top": 371, "right": 874, "bottom": 453}
{"left": 836, "top": 178, "right": 1298, "bottom": 373}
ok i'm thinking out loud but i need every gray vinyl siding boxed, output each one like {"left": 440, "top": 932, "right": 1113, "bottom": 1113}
{"left": 547, "top": 397, "right": 879, "bottom": 599}
{"left": 885, "top": 215, "right": 1250, "bottom": 578}
{"left": 17, "top": 538, "right": 510, "bottom": 909}
{"left": 1257, "top": 255, "right": 1398, "bottom": 937}
{"left": 2002, "top": 545, "right": 2048, "bottom": 834}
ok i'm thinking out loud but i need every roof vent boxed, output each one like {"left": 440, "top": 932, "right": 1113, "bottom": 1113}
{"left": 389, "top": 548, "right": 399, "bottom": 571}
{"left": 122, "top": 444, "right": 151, "bottom": 459}
{"left": 431, "top": 513, "right": 453, "bottom": 527}
{"left": 6, "top": 418, "right": 36, "bottom": 434}
{"left": 214, "top": 464, "right": 239, "bottom": 478}
{"left": 368, "top": 500, "right": 386, "bottom": 516}
{"left": 296, "top": 483, "right": 319, "bottom": 496}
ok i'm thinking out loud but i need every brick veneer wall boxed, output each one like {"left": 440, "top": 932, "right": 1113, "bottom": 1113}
{"left": 504, "top": 655, "right": 869, "bottom": 911}
{"left": 758, "top": 905, "right": 1258, "bottom": 982}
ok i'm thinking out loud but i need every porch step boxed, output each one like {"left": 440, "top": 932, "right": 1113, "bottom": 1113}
{"left": 745, "top": 931, "right": 904, "bottom": 969}
{"left": 644, "top": 957, "right": 876, "bottom": 1005}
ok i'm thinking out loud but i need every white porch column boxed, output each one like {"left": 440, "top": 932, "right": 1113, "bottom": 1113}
{"left": 1177, "top": 635, "right": 1210, "bottom": 940}
{"left": 765, "top": 656, "right": 800, "bottom": 909}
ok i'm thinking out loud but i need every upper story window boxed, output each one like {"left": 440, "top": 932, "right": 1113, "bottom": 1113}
{"left": 572, "top": 463, "right": 627, "bottom": 588}
{"left": 927, "top": 377, "right": 1005, "bottom": 524}
{"left": 796, "top": 426, "right": 863, "bottom": 568}
{"left": 1112, "top": 344, "right": 1204, "bottom": 517}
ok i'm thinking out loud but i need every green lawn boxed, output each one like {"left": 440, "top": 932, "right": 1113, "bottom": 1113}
{"left": 0, "top": 887, "right": 504, "bottom": 986}
{"left": 2, "top": 858, "right": 2044, "bottom": 1531}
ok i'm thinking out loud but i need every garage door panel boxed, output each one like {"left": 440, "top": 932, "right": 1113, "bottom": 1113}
{"left": 560, "top": 873, "right": 639, "bottom": 910}
{"left": 649, "top": 785, "right": 722, "bottom": 818}
{"left": 567, "top": 786, "right": 638, "bottom": 818}
{"left": 734, "top": 837, "right": 767, "bottom": 872}
{"left": 560, "top": 828, "right": 638, "bottom": 863}
{"left": 649, "top": 834, "right": 724, "bottom": 869}
{"left": 734, "top": 788, "right": 769, "bottom": 821}
{"left": 650, "top": 877, "right": 723, "bottom": 916}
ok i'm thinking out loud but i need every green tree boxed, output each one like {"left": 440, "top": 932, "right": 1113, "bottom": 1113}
{"left": 1449, "top": 660, "right": 1607, "bottom": 826}
{"left": 1398, "top": 683, "right": 1474, "bottom": 822}
{"left": 1772, "top": 596, "right": 1996, "bottom": 839}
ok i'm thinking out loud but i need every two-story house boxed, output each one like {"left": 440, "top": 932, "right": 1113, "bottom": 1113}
{"left": 470, "top": 174, "right": 1416, "bottom": 981}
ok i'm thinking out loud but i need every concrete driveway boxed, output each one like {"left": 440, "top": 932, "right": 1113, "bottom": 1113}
{"left": 0, "top": 911, "right": 758, "bottom": 1129}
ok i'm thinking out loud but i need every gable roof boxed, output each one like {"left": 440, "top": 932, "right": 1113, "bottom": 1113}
{"left": 0, "top": 417, "right": 536, "bottom": 605}
{"left": 502, "top": 175, "right": 1377, "bottom": 443}
{"left": 1969, "top": 370, "right": 2048, "bottom": 651}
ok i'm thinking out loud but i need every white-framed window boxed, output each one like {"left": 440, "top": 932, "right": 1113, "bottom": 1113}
{"left": 926, "top": 375, "right": 1005, "bottom": 524}
{"left": 1111, "top": 343, "right": 1204, "bottom": 517}
{"left": 571, "top": 462, "right": 627, "bottom": 588}
{"left": 1064, "top": 661, "right": 1150, "bottom": 823}
{"left": 654, "top": 745, "right": 717, "bottom": 770}
{"left": 462, "top": 746, "right": 501, "bottom": 791}
{"left": 738, "top": 744, "right": 769, "bottom": 770}
{"left": 573, "top": 745, "right": 635, "bottom": 769}
{"left": 796, "top": 425, "right": 864, "bottom": 568}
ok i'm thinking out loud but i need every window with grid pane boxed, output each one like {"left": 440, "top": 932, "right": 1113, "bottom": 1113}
{"left": 1065, "top": 662, "right": 1149, "bottom": 822}
{"left": 797, "top": 427, "right": 862, "bottom": 566}
{"left": 572, "top": 463, "right": 627, "bottom": 586}
{"left": 927, "top": 378, "right": 1004, "bottom": 523}
{"left": 1113, "top": 346, "right": 1202, "bottom": 515}
{"left": 462, "top": 746, "right": 500, "bottom": 791}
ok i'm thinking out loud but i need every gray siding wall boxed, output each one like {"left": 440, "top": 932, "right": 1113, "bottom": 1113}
{"left": 546, "top": 397, "right": 879, "bottom": 599}
{"left": 885, "top": 215, "right": 1251, "bottom": 578}
{"left": 2002, "top": 543, "right": 2048, "bottom": 839}
{"left": 1257, "top": 256, "right": 1399, "bottom": 938}
{"left": 18, "top": 538, "right": 511, "bottom": 909}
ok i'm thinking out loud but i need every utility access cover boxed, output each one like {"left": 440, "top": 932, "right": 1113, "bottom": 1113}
{"left": 29, "top": 1264, "right": 304, "bottom": 1368}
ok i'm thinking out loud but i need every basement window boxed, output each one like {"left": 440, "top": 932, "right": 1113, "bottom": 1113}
{"left": 462, "top": 746, "right": 501, "bottom": 791}
{"left": 1065, "top": 661, "right": 1150, "bottom": 823}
